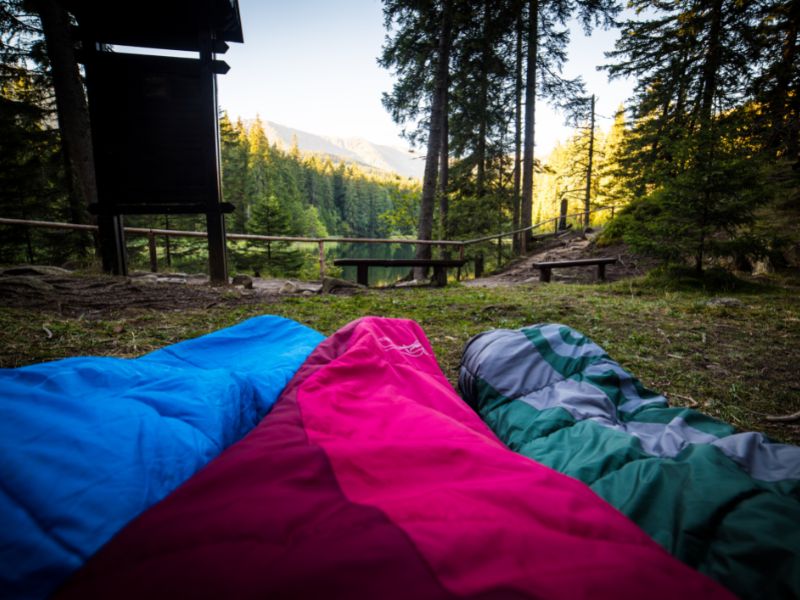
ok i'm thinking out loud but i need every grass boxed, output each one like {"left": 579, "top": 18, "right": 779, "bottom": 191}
{"left": 1, "top": 272, "right": 799, "bottom": 444}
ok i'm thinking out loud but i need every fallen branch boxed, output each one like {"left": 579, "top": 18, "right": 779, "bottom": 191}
{"left": 764, "top": 410, "right": 800, "bottom": 423}
{"left": 670, "top": 393, "right": 699, "bottom": 408}
{"left": 42, "top": 325, "right": 53, "bottom": 339}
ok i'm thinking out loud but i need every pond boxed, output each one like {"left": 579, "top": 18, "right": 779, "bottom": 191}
{"left": 335, "top": 243, "right": 416, "bottom": 287}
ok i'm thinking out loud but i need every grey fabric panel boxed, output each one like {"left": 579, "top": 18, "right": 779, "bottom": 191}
{"left": 519, "top": 378, "right": 616, "bottom": 420}
{"left": 713, "top": 433, "right": 800, "bottom": 482}
{"left": 460, "top": 328, "right": 562, "bottom": 399}
{"left": 624, "top": 418, "right": 719, "bottom": 457}
{"left": 536, "top": 324, "right": 606, "bottom": 360}
{"left": 521, "top": 380, "right": 718, "bottom": 458}
{"left": 582, "top": 361, "right": 668, "bottom": 413}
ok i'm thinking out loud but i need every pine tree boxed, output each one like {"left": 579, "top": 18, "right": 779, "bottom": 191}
{"left": 748, "top": 0, "right": 800, "bottom": 170}
{"left": 0, "top": 1, "right": 80, "bottom": 264}
{"left": 219, "top": 113, "right": 249, "bottom": 233}
{"left": 31, "top": 0, "right": 96, "bottom": 257}
{"left": 604, "top": 0, "right": 776, "bottom": 272}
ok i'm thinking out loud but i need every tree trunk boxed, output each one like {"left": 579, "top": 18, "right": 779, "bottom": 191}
{"left": 584, "top": 94, "right": 595, "bottom": 228}
{"left": 439, "top": 78, "right": 450, "bottom": 258}
{"left": 770, "top": 0, "right": 799, "bottom": 162}
{"left": 34, "top": 0, "right": 96, "bottom": 242}
{"left": 520, "top": 0, "right": 538, "bottom": 254}
{"left": 35, "top": 0, "right": 98, "bottom": 260}
{"left": 512, "top": 10, "right": 523, "bottom": 254}
{"left": 476, "top": 2, "right": 490, "bottom": 199}
{"left": 415, "top": 0, "right": 453, "bottom": 279}
{"left": 700, "top": 0, "right": 723, "bottom": 125}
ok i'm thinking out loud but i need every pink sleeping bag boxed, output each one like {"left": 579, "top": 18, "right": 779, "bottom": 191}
{"left": 58, "top": 317, "right": 731, "bottom": 599}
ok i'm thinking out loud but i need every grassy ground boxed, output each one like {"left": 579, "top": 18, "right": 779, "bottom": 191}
{"left": 2, "top": 272, "right": 798, "bottom": 444}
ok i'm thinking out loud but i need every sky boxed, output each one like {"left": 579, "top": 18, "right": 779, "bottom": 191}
{"left": 218, "top": 0, "right": 636, "bottom": 156}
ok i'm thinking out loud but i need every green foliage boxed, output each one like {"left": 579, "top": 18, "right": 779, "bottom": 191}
{"left": 0, "top": 2, "right": 81, "bottom": 266}
{"left": 599, "top": 0, "right": 799, "bottom": 273}
{"left": 380, "top": 0, "right": 620, "bottom": 250}
{"left": 606, "top": 110, "right": 775, "bottom": 271}
{"left": 634, "top": 266, "right": 768, "bottom": 294}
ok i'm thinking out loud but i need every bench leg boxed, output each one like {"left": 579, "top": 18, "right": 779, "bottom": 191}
{"left": 540, "top": 267, "right": 551, "bottom": 283}
{"left": 357, "top": 265, "right": 369, "bottom": 286}
{"left": 433, "top": 266, "right": 447, "bottom": 287}
{"left": 598, "top": 263, "right": 606, "bottom": 281}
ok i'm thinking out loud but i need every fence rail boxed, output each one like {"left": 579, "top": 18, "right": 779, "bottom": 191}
{"left": 0, "top": 205, "right": 618, "bottom": 278}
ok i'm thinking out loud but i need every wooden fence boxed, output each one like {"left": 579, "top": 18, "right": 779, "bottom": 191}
{"left": 0, "top": 205, "right": 616, "bottom": 278}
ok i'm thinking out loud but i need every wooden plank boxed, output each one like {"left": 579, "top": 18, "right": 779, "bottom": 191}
{"left": 333, "top": 258, "right": 465, "bottom": 268}
{"left": 532, "top": 257, "right": 616, "bottom": 268}
{"left": 333, "top": 257, "right": 466, "bottom": 288}
{"left": 532, "top": 256, "right": 616, "bottom": 283}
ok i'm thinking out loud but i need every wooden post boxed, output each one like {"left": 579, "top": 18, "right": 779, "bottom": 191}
{"left": 475, "top": 253, "right": 484, "bottom": 278}
{"left": 357, "top": 264, "right": 369, "bottom": 286}
{"left": 206, "top": 212, "right": 228, "bottom": 284}
{"left": 318, "top": 240, "right": 325, "bottom": 279}
{"left": 164, "top": 216, "right": 172, "bottom": 268}
{"left": 148, "top": 231, "right": 158, "bottom": 273}
{"left": 559, "top": 198, "right": 568, "bottom": 231}
{"left": 200, "top": 28, "right": 228, "bottom": 284}
{"left": 497, "top": 235, "right": 502, "bottom": 267}
{"left": 97, "top": 214, "right": 128, "bottom": 276}
{"left": 457, "top": 244, "right": 465, "bottom": 280}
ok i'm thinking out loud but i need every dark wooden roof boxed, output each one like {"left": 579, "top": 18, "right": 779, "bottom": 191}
{"left": 60, "top": 0, "right": 243, "bottom": 51}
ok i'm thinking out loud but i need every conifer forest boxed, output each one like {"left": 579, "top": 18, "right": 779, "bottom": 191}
{"left": 1, "top": 0, "right": 798, "bottom": 278}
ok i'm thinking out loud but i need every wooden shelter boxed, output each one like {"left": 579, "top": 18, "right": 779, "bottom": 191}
{"left": 61, "top": 0, "right": 243, "bottom": 282}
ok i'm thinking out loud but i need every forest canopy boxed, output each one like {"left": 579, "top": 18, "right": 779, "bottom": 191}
{"left": 381, "top": 0, "right": 799, "bottom": 273}
{"left": 1, "top": 0, "right": 798, "bottom": 277}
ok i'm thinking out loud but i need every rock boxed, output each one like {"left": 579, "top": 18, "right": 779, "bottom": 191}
{"left": 1, "top": 265, "right": 71, "bottom": 277}
{"left": 231, "top": 275, "right": 253, "bottom": 289}
{"left": 752, "top": 259, "right": 775, "bottom": 276}
{"left": 394, "top": 279, "right": 430, "bottom": 288}
{"left": 280, "top": 280, "right": 323, "bottom": 294}
{"left": 0, "top": 275, "right": 55, "bottom": 292}
{"left": 280, "top": 280, "right": 299, "bottom": 294}
{"left": 706, "top": 297, "right": 744, "bottom": 308}
{"left": 321, "top": 277, "right": 365, "bottom": 294}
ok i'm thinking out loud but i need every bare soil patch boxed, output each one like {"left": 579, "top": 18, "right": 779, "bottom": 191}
{"left": 0, "top": 267, "right": 282, "bottom": 317}
{"left": 465, "top": 229, "right": 659, "bottom": 287}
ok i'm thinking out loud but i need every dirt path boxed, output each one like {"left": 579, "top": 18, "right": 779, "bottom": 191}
{"left": 464, "top": 230, "right": 658, "bottom": 287}
{"left": 0, "top": 232, "right": 657, "bottom": 316}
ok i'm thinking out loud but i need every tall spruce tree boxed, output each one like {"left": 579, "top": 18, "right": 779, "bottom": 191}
{"left": 380, "top": 0, "right": 618, "bottom": 260}
{"left": 0, "top": 0, "right": 85, "bottom": 264}
{"left": 219, "top": 114, "right": 250, "bottom": 233}
{"left": 605, "top": 0, "right": 776, "bottom": 272}
{"left": 748, "top": 0, "right": 800, "bottom": 171}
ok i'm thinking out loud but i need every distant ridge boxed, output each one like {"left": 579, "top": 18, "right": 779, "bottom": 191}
{"left": 241, "top": 119, "right": 424, "bottom": 180}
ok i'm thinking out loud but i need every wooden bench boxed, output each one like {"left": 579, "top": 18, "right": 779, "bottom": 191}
{"left": 532, "top": 257, "right": 617, "bottom": 282}
{"left": 333, "top": 258, "right": 466, "bottom": 287}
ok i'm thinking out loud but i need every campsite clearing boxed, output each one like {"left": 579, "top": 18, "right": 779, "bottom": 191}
{"left": 1, "top": 268, "right": 798, "bottom": 444}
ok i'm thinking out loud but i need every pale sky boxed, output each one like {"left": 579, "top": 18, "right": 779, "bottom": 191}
{"left": 218, "top": 0, "right": 635, "bottom": 156}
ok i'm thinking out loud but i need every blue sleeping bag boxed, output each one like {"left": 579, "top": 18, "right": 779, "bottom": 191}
{"left": 0, "top": 315, "right": 324, "bottom": 599}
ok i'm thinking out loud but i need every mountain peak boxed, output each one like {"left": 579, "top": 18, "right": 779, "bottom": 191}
{"left": 246, "top": 119, "right": 424, "bottom": 179}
